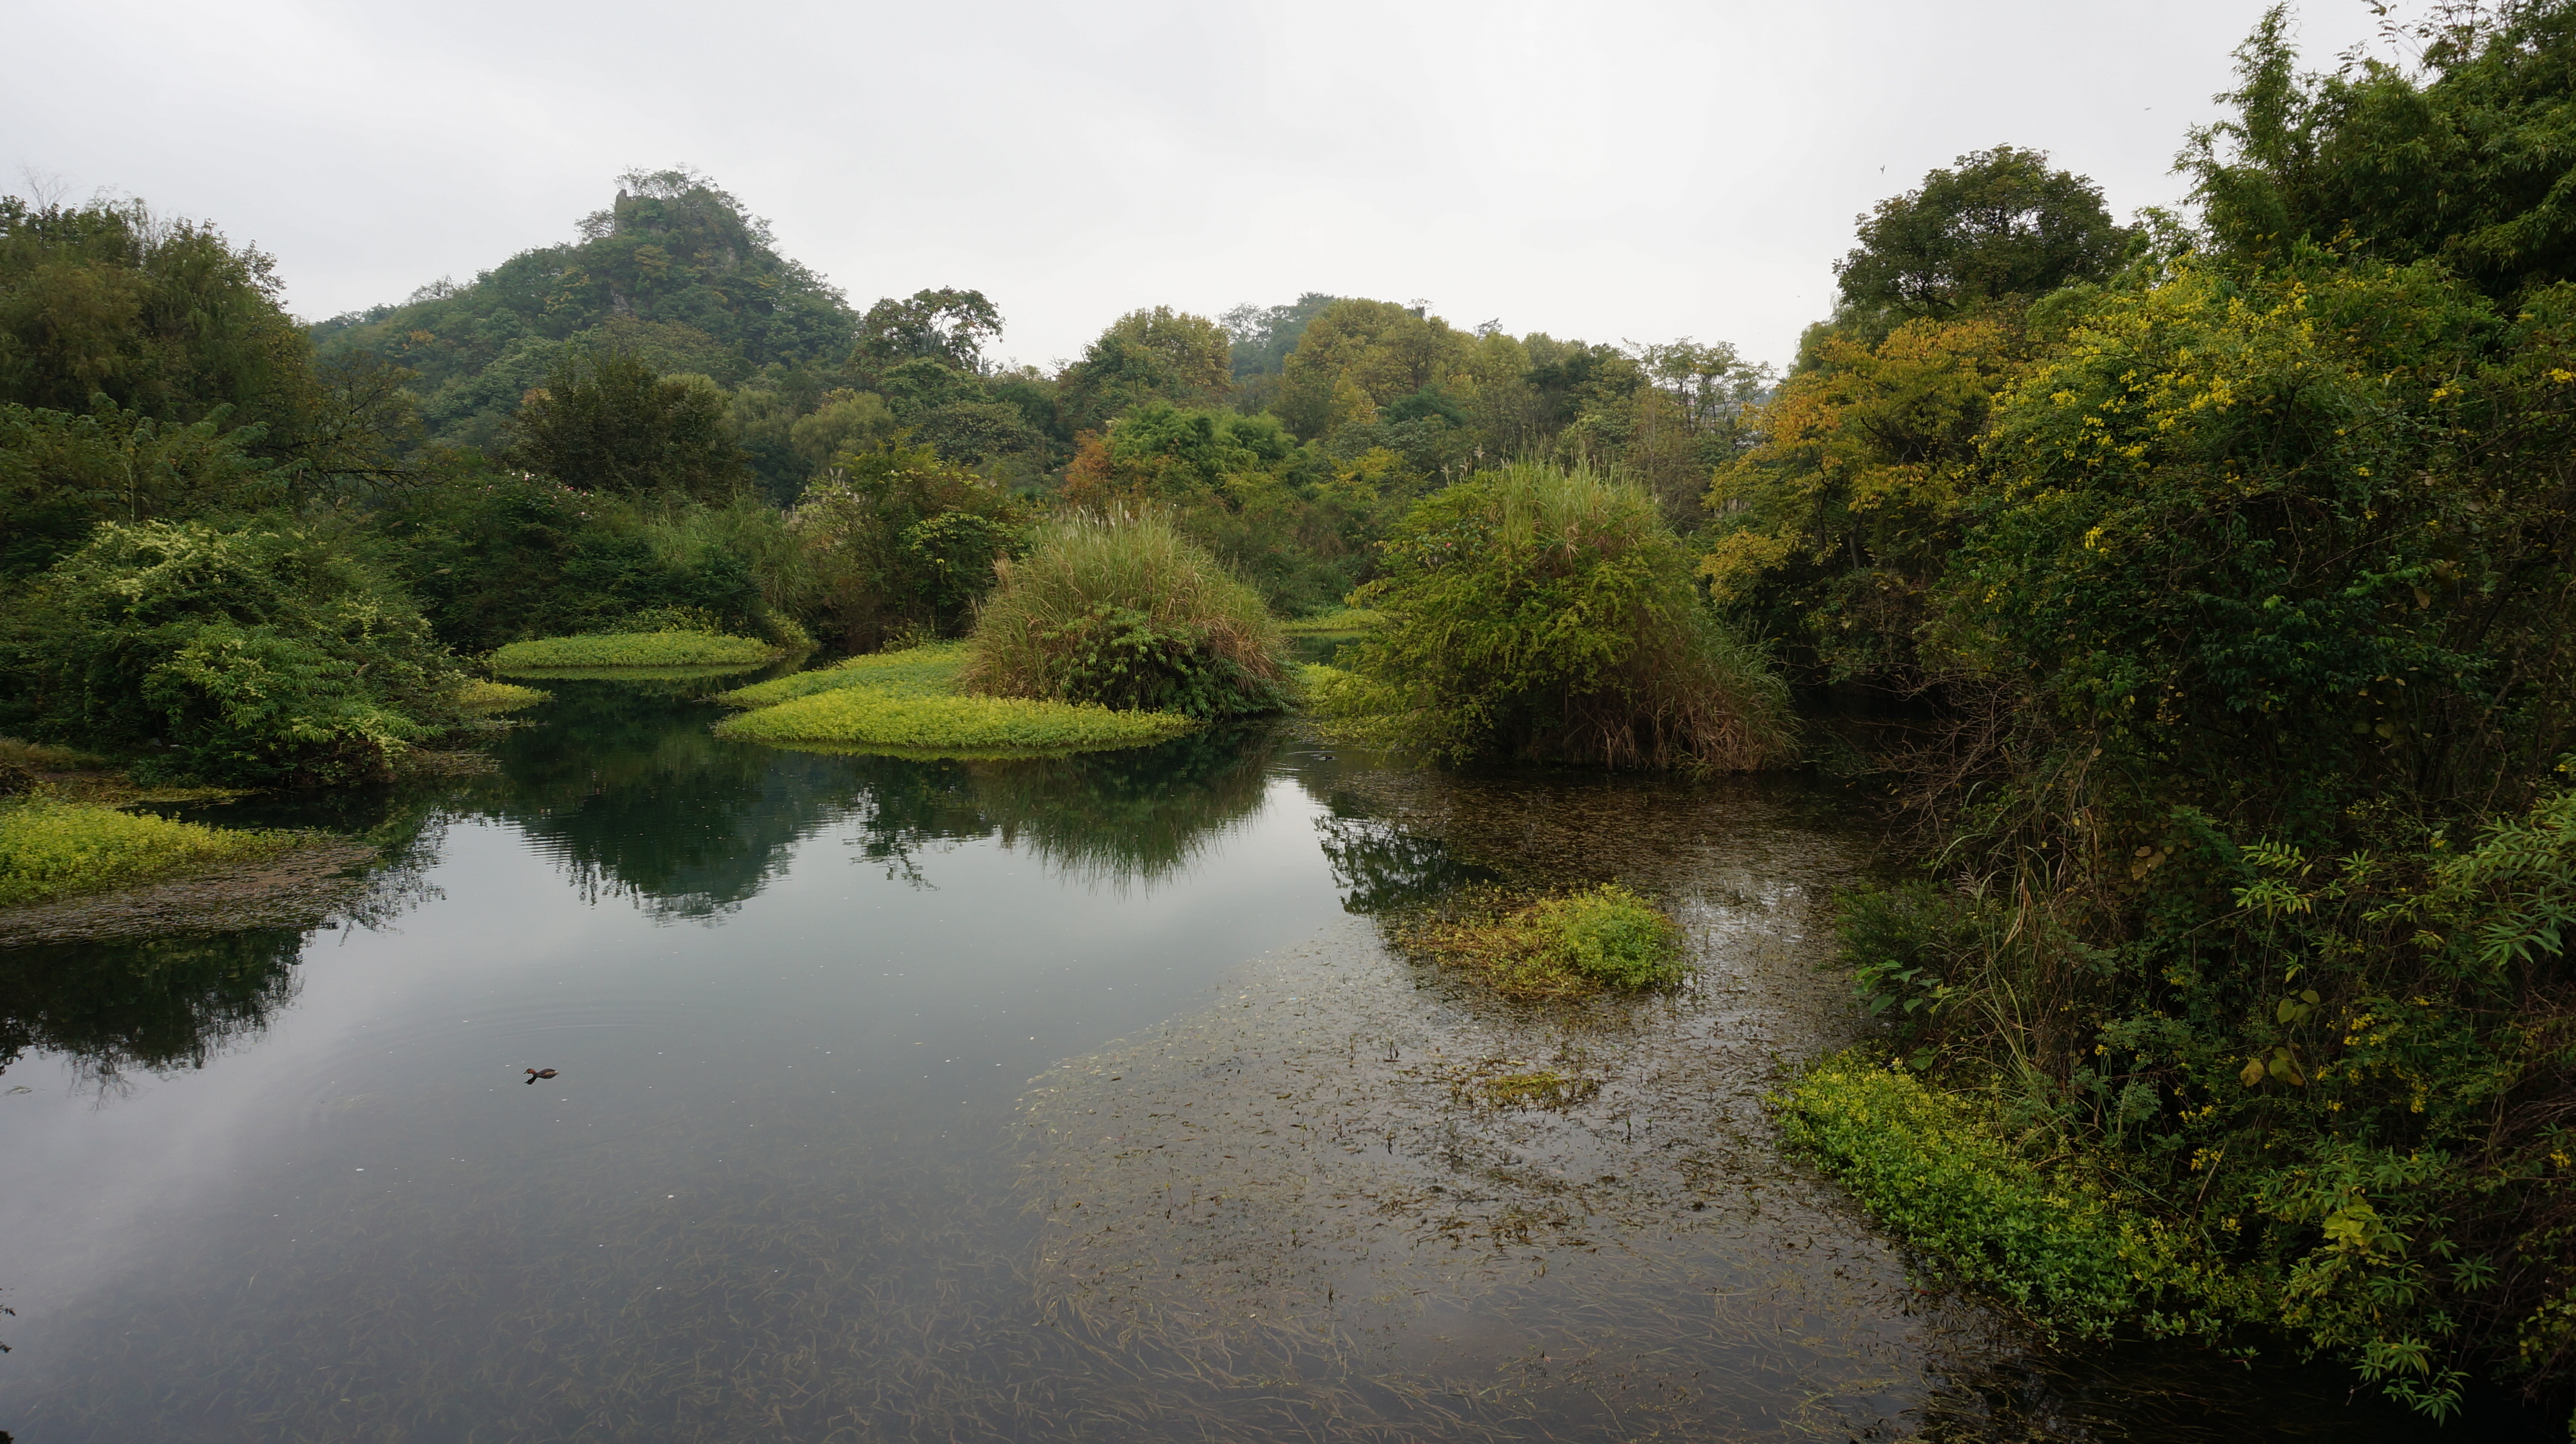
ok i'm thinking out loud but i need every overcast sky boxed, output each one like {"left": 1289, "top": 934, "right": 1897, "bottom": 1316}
{"left": 7, "top": 0, "right": 2390, "bottom": 372}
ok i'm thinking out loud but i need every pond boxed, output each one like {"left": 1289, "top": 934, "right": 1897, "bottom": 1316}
{"left": 0, "top": 679, "right": 2544, "bottom": 1441}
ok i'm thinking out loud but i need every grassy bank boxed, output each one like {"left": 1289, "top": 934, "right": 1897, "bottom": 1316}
{"left": 0, "top": 798, "right": 295, "bottom": 908}
{"left": 715, "top": 644, "right": 1196, "bottom": 758}
{"left": 493, "top": 632, "right": 783, "bottom": 670}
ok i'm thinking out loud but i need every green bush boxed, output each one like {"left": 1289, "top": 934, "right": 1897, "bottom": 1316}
{"left": 962, "top": 511, "right": 1289, "bottom": 720}
{"left": 792, "top": 444, "right": 1024, "bottom": 649}
{"left": 492, "top": 632, "right": 781, "bottom": 670}
{"left": 1323, "top": 463, "right": 1792, "bottom": 769}
{"left": 0, "top": 798, "right": 294, "bottom": 907}
{"left": 455, "top": 680, "right": 548, "bottom": 713}
{"left": 0, "top": 519, "right": 463, "bottom": 786}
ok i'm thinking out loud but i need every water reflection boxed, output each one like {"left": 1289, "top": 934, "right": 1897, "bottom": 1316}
{"left": 1313, "top": 802, "right": 1500, "bottom": 913}
{"left": 0, "top": 929, "right": 305, "bottom": 1086}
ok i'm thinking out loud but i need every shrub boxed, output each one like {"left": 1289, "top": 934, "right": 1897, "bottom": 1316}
{"left": 0, "top": 519, "right": 463, "bottom": 786}
{"left": 791, "top": 444, "right": 1024, "bottom": 648}
{"left": 962, "top": 511, "right": 1289, "bottom": 720}
{"left": 0, "top": 798, "right": 294, "bottom": 908}
{"left": 492, "top": 632, "right": 781, "bottom": 670}
{"left": 1396, "top": 883, "right": 1686, "bottom": 998}
{"left": 1324, "top": 463, "right": 1792, "bottom": 769}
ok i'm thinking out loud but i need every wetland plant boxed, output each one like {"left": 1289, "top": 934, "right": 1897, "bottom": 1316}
{"left": 1396, "top": 883, "right": 1685, "bottom": 999}
{"left": 0, "top": 797, "right": 293, "bottom": 908}
{"left": 492, "top": 631, "right": 784, "bottom": 669}
{"left": 960, "top": 510, "right": 1291, "bottom": 720}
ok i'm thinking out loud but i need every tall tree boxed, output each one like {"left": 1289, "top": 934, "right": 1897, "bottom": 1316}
{"left": 1831, "top": 146, "right": 2138, "bottom": 336}
{"left": 505, "top": 352, "right": 747, "bottom": 500}
{"left": 2187, "top": 2, "right": 2576, "bottom": 295}
{"left": 1057, "top": 307, "right": 1232, "bottom": 432}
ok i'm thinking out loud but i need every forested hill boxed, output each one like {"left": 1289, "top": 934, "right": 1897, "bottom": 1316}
{"left": 308, "top": 168, "right": 858, "bottom": 453}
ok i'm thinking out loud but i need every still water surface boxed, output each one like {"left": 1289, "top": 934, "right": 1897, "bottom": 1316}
{"left": 0, "top": 679, "right": 2540, "bottom": 1440}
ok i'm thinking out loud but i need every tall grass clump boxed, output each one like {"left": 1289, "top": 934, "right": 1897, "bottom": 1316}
{"left": 961, "top": 510, "right": 1290, "bottom": 719}
{"left": 1, "top": 797, "right": 293, "bottom": 908}
{"left": 1320, "top": 464, "right": 1791, "bottom": 769}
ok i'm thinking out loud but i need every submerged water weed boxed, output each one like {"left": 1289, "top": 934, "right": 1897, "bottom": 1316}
{"left": 454, "top": 679, "right": 549, "bottom": 712}
{"left": 493, "top": 631, "right": 783, "bottom": 670}
{"left": 1777, "top": 1048, "right": 2259, "bottom": 1347}
{"left": 0, "top": 798, "right": 295, "bottom": 908}
{"left": 1471, "top": 1066, "right": 1601, "bottom": 1109}
{"left": 1394, "top": 883, "right": 1686, "bottom": 999}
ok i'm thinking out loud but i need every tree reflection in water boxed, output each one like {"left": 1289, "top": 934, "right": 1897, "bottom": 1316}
{"left": 0, "top": 928, "right": 306, "bottom": 1089}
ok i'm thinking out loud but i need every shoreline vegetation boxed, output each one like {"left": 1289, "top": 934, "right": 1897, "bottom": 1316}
{"left": 492, "top": 632, "right": 786, "bottom": 671}
{"left": 0, "top": 796, "right": 297, "bottom": 910}
{"left": 715, "top": 643, "right": 1197, "bottom": 758}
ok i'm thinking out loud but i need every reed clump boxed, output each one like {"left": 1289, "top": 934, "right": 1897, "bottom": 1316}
{"left": 960, "top": 511, "right": 1290, "bottom": 720}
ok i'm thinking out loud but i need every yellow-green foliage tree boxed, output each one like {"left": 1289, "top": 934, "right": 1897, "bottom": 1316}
{"left": 1702, "top": 316, "right": 2014, "bottom": 678}
{"left": 1058, "top": 307, "right": 1233, "bottom": 432}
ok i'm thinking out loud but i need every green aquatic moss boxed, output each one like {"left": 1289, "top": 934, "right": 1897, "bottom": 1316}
{"left": 716, "top": 644, "right": 969, "bottom": 709}
{"left": 715, "top": 687, "right": 1193, "bottom": 757}
{"left": 0, "top": 799, "right": 295, "bottom": 908}
{"left": 455, "top": 680, "right": 549, "bottom": 712}
{"left": 492, "top": 632, "right": 782, "bottom": 670}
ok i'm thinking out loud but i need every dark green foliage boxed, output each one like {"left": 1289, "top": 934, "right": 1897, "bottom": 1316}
{"left": 0, "top": 401, "right": 279, "bottom": 579}
{"left": 1034, "top": 603, "right": 1288, "bottom": 720}
{"left": 845, "top": 288, "right": 1002, "bottom": 388}
{"left": 309, "top": 168, "right": 857, "bottom": 448}
{"left": 1832, "top": 145, "right": 2138, "bottom": 336}
{"left": 1836, "top": 882, "right": 1975, "bottom": 1040}
{"left": 505, "top": 352, "right": 749, "bottom": 500}
{"left": 2188, "top": 3, "right": 2576, "bottom": 297}
{"left": 0, "top": 519, "right": 461, "bottom": 785}
{"left": 374, "top": 475, "right": 793, "bottom": 654}
{"left": 796, "top": 444, "right": 1024, "bottom": 648}
{"left": 1326, "top": 464, "right": 1790, "bottom": 770}
{"left": 0, "top": 196, "right": 310, "bottom": 429}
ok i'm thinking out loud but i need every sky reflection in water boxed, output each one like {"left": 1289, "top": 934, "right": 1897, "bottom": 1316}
{"left": 0, "top": 681, "right": 2517, "bottom": 1441}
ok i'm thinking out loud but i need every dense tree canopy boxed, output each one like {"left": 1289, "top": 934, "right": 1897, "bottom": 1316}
{"left": 1830, "top": 145, "right": 2138, "bottom": 336}
{"left": 2189, "top": 2, "right": 2576, "bottom": 295}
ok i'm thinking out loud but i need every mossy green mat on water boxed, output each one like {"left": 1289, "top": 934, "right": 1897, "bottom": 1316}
{"left": 0, "top": 799, "right": 295, "bottom": 909}
{"left": 494, "top": 632, "right": 783, "bottom": 671}
{"left": 715, "top": 644, "right": 1195, "bottom": 758}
